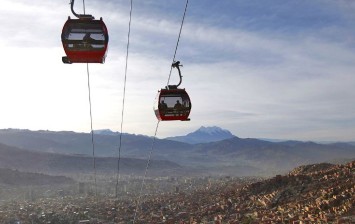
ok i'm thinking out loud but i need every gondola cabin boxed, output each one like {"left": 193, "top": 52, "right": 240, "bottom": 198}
{"left": 61, "top": 17, "right": 109, "bottom": 64}
{"left": 154, "top": 88, "right": 191, "bottom": 121}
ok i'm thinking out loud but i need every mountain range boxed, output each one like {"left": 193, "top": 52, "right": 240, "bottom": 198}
{"left": 0, "top": 142, "right": 182, "bottom": 177}
{"left": 0, "top": 127, "right": 354, "bottom": 176}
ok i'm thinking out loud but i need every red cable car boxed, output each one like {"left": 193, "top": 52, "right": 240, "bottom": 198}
{"left": 154, "top": 61, "right": 192, "bottom": 121}
{"left": 61, "top": 0, "right": 109, "bottom": 64}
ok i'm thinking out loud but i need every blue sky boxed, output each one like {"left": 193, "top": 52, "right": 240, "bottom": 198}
{"left": 0, "top": 0, "right": 355, "bottom": 141}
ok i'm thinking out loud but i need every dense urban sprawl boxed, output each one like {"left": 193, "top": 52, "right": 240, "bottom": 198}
{"left": 0, "top": 161, "right": 354, "bottom": 223}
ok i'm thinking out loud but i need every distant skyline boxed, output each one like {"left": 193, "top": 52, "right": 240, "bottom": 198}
{"left": 1, "top": 0, "right": 355, "bottom": 141}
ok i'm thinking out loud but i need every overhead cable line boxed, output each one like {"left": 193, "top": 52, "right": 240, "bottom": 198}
{"left": 82, "top": 0, "right": 98, "bottom": 217}
{"left": 132, "top": 121, "right": 160, "bottom": 223}
{"left": 115, "top": 0, "right": 134, "bottom": 197}
{"left": 86, "top": 63, "right": 98, "bottom": 200}
{"left": 166, "top": 0, "right": 189, "bottom": 87}
{"left": 133, "top": 0, "right": 189, "bottom": 222}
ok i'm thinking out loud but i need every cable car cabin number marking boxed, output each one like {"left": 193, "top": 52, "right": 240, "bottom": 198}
{"left": 61, "top": 18, "right": 109, "bottom": 64}
{"left": 154, "top": 88, "right": 191, "bottom": 121}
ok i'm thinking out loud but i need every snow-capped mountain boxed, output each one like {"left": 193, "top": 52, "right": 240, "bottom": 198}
{"left": 93, "top": 129, "right": 119, "bottom": 136}
{"left": 165, "top": 126, "right": 235, "bottom": 144}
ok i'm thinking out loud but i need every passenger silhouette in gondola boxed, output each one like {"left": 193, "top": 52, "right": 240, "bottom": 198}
{"left": 83, "top": 33, "right": 94, "bottom": 48}
{"left": 174, "top": 100, "right": 183, "bottom": 116}
{"left": 174, "top": 100, "right": 182, "bottom": 109}
{"left": 159, "top": 100, "right": 168, "bottom": 113}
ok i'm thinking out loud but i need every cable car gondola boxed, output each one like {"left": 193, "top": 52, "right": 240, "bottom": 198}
{"left": 154, "top": 61, "right": 191, "bottom": 121}
{"left": 61, "top": 0, "right": 109, "bottom": 64}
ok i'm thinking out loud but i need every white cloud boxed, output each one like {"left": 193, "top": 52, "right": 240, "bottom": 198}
{"left": 0, "top": 0, "right": 355, "bottom": 141}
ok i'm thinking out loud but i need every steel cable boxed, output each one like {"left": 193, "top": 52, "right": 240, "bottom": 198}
{"left": 115, "top": 0, "right": 133, "bottom": 198}
{"left": 133, "top": 0, "right": 189, "bottom": 222}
